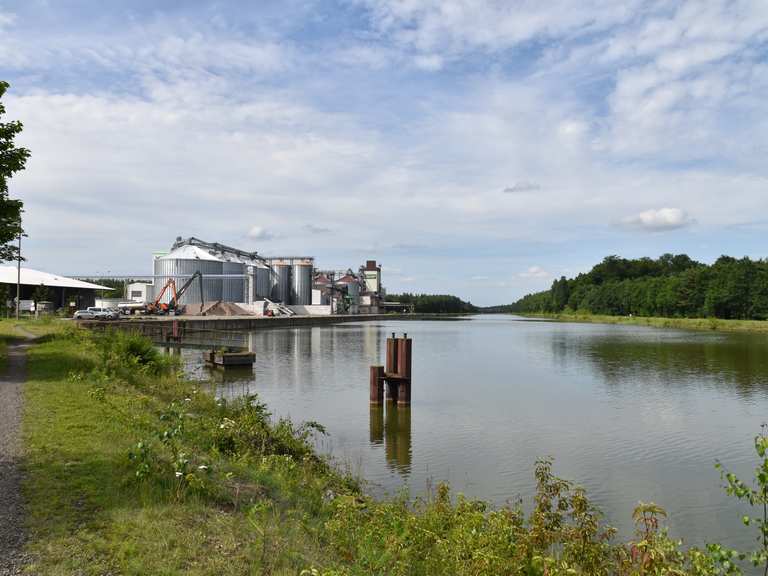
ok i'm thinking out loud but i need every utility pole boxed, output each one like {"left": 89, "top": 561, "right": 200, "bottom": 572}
{"left": 15, "top": 232, "right": 21, "bottom": 320}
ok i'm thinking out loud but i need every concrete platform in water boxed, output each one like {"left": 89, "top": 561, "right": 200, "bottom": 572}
{"left": 76, "top": 313, "right": 448, "bottom": 341}
{"left": 204, "top": 350, "right": 256, "bottom": 368}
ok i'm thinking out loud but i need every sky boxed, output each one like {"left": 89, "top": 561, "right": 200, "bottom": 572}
{"left": 0, "top": 0, "right": 766, "bottom": 306}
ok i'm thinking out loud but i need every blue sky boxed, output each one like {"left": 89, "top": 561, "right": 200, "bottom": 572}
{"left": 1, "top": 0, "right": 767, "bottom": 305}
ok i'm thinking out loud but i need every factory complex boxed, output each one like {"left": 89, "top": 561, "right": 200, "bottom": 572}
{"left": 122, "top": 236, "right": 394, "bottom": 317}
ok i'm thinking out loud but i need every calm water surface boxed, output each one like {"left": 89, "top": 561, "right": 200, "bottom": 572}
{"left": 178, "top": 315, "right": 768, "bottom": 550}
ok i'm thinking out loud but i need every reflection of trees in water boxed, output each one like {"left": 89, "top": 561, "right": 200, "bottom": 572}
{"left": 370, "top": 405, "right": 412, "bottom": 474}
{"left": 569, "top": 333, "right": 768, "bottom": 395}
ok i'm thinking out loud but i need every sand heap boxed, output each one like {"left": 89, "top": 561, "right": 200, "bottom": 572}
{"left": 183, "top": 302, "right": 250, "bottom": 316}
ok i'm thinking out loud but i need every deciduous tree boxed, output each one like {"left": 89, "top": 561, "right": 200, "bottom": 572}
{"left": 0, "top": 81, "right": 28, "bottom": 262}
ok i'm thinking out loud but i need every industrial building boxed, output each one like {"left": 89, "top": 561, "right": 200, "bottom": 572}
{"left": 0, "top": 266, "right": 111, "bottom": 312}
{"left": 147, "top": 237, "right": 386, "bottom": 316}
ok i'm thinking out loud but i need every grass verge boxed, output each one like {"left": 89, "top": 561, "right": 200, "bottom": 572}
{"left": 20, "top": 326, "right": 768, "bottom": 575}
{"left": 515, "top": 312, "right": 768, "bottom": 334}
{"left": 0, "top": 317, "right": 66, "bottom": 369}
{"left": 22, "top": 327, "right": 354, "bottom": 575}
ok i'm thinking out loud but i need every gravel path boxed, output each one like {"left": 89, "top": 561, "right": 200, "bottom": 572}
{"left": 0, "top": 340, "right": 30, "bottom": 576}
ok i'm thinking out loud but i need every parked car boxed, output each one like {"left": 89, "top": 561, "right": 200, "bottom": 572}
{"left": 73, "top": 309, "right": 99, "bottom": 320}
{"left": 87, "top": 306, "right": 120, "bottom": 320}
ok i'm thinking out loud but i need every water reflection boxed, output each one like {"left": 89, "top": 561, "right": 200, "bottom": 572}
{"left": 370, "top": 405, "right": 412, "bottom": 473}
{"left": 572, "top": 332, "right": 768, "bottom": 396}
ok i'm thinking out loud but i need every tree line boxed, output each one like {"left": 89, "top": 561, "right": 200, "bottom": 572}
{"left": 500, "top": 254, "right": 768, "bottom": 320}
{"left": 388, "top": 293, "right": 478, "bottom": 314}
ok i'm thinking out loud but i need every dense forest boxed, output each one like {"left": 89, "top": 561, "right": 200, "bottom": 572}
{"left": 388, "top": 293, "right": 478, "bottom": 314}
{"left": 499, "top": 254, "right": 768, "bottom": 320}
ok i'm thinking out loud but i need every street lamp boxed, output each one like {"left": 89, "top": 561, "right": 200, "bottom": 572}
{"left": 15, "top": 232, "right": 21, "bottom": 320}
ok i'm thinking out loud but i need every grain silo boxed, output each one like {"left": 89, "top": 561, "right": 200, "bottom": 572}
{"left": 291, "top": 262, "right": 313, "bottom": 305}
{"left": 221, "top": 255, "right": 245, "bottom": 303}
{"left": 255, "top": 265, "right": 271, "bottom": 299}
{"left": 153, "top": 245, "right": 223, "bottom": 304}
{"left": 270, "top": 263, "right": 292, "bottom": 303}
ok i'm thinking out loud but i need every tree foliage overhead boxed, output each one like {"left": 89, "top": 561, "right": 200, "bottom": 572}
{"left": 0, "top": 81, "right": 28, "bottom": 262}
{"left": 501, "top": 253, "right": 768, "bottom": 320}
{"left": 388, "top": 293, "right": 477, "bottom": 314}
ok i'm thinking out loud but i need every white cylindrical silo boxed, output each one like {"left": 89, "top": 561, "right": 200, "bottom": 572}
{"left": 153, "top": 245, "right": 223, "bottom": 305}
{"left": 291, "top": 263, "right": 313, "bottom": 305}
{"left": 222, "top": 258, "right": 245, "bottom": 303}
{"left": 270, "top": 264, "right": 291, "bottom": 303}
{"left": 255, "top": 265, "right": 271, "bottom": 299}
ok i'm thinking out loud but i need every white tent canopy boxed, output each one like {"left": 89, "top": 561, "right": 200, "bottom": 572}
{"left": 0, "top": 266, "right": 112, "bottom": 290}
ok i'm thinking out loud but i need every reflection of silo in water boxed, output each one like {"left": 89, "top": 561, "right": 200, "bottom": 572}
{"left": 294, "top": 328, "right": 312, "bottom": 359}
{"left": 362, "top": 323, "right": 382, "bottom": 364}
{"left": 384, "top": 406, "right": 412, "bottom": 473}
{"left": 290, "top": 329, "right": 313, "bottom": 392}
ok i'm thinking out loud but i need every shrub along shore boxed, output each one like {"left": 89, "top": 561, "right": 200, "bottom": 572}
{"left": 18, "top": 325, "right": 768, "bottom": 574}
{"left": 512, "top": 311, "right": 768, "bottom": 334}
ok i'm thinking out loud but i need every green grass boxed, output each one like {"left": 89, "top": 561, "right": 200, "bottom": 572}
{"left": 21, "top": 328, "right": 349, "bottom": 575}
{"left": 0, "top": 316, "right": 67, "bottom": 338}
{"left": 516, "top": 312, "right": 768, "bottom": 333}
{"left": 0, "top": 317, "right": 66, "bottom": 369}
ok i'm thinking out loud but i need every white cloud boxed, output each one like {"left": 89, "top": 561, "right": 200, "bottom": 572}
{"left": 503, "top": 181, "right": 541, "bottom": 194}
{"left": 302, "top": 224, "right": 332, "bottom": 235}
{"left": 413, "top": 53, "right": 443, "bottom": 71}
{"left": 332, "top": 44, "right": 395, "bottom": 69}
{"left": 247, "top": 226, "right": 275, "bottom": 241}
{"left": 0, "top": 17, "right": 290, "bottom": 75}
{"left": 519, "top": 266, "right": 550, "bottom": 279}
{"left": 621, "top": 208, "right": 695, "bottom": 232}
{"left": 358, "top": 0, "right": 644, "bottom": 59}
{"left": 0, "top": 11, "right": 15, "bottom": 29}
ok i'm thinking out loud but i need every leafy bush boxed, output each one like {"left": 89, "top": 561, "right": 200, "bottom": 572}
{"left": 91, "top": 329, "right": 175, "bottom": 379}
{"left": 212, "top": 395, "right": 326, "bottom": 462}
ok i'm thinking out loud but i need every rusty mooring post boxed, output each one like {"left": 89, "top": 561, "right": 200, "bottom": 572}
{"left": 386, "top": 335, "right": 398, "bottom": 375}
{"left": 386, "top": 379, "right": 399, "bottom": 403}
{"left": 369, "top": 334, "right": 412, "bottom": 406}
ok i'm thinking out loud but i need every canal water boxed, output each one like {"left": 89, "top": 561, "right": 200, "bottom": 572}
{"left": 177, "top": 314, "right": 768, "bottom": 551}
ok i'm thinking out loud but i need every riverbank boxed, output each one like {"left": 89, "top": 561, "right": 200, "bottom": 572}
{"left": 514, "top": 311, "right": 768, "bottom": 333}
{"left": 17, "top": 326, "right": 759, "bottom": 574}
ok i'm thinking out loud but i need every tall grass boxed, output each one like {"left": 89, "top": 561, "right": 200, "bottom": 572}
{"left": 517, "top": 312, "right": 768, "bottom": 334}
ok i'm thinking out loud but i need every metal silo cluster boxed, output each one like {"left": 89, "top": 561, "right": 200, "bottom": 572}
{"left": 152, "top": 238, "right": 315, "bottom": 306}
{"left": 263, "top": 258, "right": 314, "bottom": 305}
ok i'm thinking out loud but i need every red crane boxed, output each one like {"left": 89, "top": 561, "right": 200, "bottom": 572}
{"left": 146, "top": 271, "right": 204, "bottom": 315}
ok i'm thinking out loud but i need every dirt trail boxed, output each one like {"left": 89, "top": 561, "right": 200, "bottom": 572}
{"left": 0, "top": 337, "right": 31, "bottom": 576}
